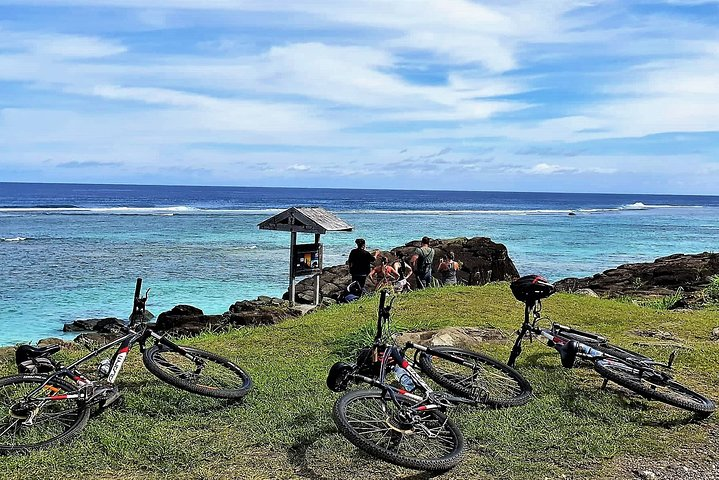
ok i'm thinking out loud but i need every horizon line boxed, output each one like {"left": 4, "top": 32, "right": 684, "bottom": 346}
{"left": 1, "top": 181, "right": 718, "bottom": 198}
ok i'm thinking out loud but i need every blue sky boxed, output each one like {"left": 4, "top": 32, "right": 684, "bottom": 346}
{"left": 1, "top": 1, "right": 718, "bottom": 194}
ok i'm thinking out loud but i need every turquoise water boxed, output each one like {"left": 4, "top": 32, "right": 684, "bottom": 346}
{"left": 1, "top": 183, "right": 718, "bottom": 345}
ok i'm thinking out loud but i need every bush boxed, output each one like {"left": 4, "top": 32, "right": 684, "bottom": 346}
{"left": 702, "top": 275, "right": 719, "bottom": 303}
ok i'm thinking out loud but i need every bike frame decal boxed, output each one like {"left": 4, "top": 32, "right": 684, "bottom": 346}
{"left": 108, "top": 344, "right": 130, "bottom": 384}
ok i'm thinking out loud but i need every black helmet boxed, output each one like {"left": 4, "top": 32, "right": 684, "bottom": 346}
{"left": 510, "top": 275, "right": 555, "bottom": 303}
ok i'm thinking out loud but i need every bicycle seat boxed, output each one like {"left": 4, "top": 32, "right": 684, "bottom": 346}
{"left": 15, "top": 344, "right": 61, "bottom": 363}
{"left": 510, "top": 275, "right": 555, "bottom": 303}
{"left": 558, "top": 340, "right": 579, "bottom": 368}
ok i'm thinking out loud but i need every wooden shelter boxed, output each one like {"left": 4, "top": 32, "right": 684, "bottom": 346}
{"left": 259, "top": 207, "right": 353, "bottom": 305}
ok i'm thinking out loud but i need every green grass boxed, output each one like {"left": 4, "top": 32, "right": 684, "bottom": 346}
{"left": 642, "top": 286, "right": 685, "bottom": 310}
{"left": 1, "top": 283, "right": 717, "bottom": 479}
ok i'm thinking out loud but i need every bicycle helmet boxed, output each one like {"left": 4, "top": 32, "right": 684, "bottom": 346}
{"left": 510, "top": 275, "right": 555, "bottom": 303}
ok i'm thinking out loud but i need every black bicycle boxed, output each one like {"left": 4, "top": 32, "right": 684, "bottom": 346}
{"left": 0, "top": 278, "right": 252, "bottom": 453}
{"left": 507, "top": 275, "right": 716, "bottom": 416}
{"left": 326, "top": 290, "right": 531, "bottom": 471}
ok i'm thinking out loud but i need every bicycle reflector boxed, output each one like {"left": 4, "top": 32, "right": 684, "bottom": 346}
{"left": 510, "top": 275, "right": 556, "bottom": 303}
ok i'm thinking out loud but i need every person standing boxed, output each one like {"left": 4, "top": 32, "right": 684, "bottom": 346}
{"left": 347, "top": 238, "right": 377, "bottom": 291}
{"left": 411, "top": 236, "right": 435, "bottom": 289}
{"left": 438, "top": 251, "right": 460, "bottom": 285}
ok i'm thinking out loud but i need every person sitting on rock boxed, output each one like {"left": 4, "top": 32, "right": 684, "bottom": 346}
{"left": 392, "top": 252, "right": 413, "bottom": 292}
{"left": 368, "top": 256, "right": 400, "bottom": 290}
{"left": 438, "top": 251, "right": 461, "bottom": 285}
{"left": 339, "top": 281, "right": 363, "bottom": 303}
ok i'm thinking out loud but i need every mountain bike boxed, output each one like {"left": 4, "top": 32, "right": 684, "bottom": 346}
{"left": 507, "top": 275, "right": 716, "bottom": 416}
{"left": 0, "top": 278, "right": 253, "bottom": 453}
{"left": 326, "top": 290, "right": 531, "bottom": 471}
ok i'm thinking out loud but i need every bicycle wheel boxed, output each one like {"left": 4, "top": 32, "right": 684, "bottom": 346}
{"left": 419, "top": 347, "right": 532, "bottom": 408}
{"left": 594, "top": 359, "right": 716, "bottom": 415}
{"left": 558, "top": 331, "right": 651, "bottom": 362}
{"left": 332, "top": 389, "right": 464, "bottom": 471}
{"left": 143, "top": 344, "right": 252, "bottom": 399}
{"left": 0, "top": 375, "right": 90, "bottom": 453}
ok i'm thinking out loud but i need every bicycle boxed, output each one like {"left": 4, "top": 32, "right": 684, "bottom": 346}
{"left": 0, "top": 278, "right": 253, "bottom": 453}
{"left": 326, "top": 290, "right": 531, "bottom": 471}
{"left": 507, "top": 275, "right": 716, "bottom": 416}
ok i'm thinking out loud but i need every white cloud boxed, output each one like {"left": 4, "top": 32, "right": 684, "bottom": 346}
{"left": 526, "top": 162, "right": 617, "bottom": 175}
{"left": 0, "top": 29, "right": 126, "bottom": 58}
{"left": 287, "top": 164, "right": 310, "bottom": 172}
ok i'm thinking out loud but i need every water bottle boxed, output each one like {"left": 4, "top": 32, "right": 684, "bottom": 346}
{"left": 97, "top": 359, "right": 111, "bottom": 376}
{"left": 393, "top": 366, "right": 416, "bottom": 392}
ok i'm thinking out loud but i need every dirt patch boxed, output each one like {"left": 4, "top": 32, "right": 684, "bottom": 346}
{"left": 612, "top": 424, "right": 719, "bottom": 480}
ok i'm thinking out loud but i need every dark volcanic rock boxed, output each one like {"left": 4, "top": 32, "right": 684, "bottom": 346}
{"left": 291, "top": 236, "right": 519, "bottom": 304}
{"left": 63, "top": 317, "right": 126, "bottom": 333}
{"left": 555, "top": 252, "right": 719, "bottom": 304}
{"left": 156, "top": 305, "right": 225, "bottom": 335}
{"left": 392, "top": 237, "right": 518, "bottom": 287}
{"left": 225, "top": 298, "right": 301, "bottom": 327}
{"left": 153, "top": 298, "right": 301, "bottom": 335}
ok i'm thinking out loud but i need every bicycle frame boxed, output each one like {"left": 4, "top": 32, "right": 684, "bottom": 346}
{"left": 346, "top": 290, "right": 476, "bottom": 411}
{"left": 508, "top": 300, "right": 670, "bottom": 381}
{"left": 18, "top": 278, "right": 201, "bottom": 406}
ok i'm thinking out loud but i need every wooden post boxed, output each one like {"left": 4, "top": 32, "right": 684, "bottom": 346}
{"left": 289, "top": 231, "right": 297, "bottom": 306}
{"left": 314, "top": 233, "right": 321, "bottom": 306}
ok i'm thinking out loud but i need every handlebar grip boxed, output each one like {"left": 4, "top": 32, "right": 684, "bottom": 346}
{"left": 378, "top": 289, "right": 387, "bottom": 311}
{"left": 134, "top": 278, "right": 142, "bottom": 299}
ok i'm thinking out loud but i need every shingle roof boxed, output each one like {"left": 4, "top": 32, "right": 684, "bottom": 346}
{"left": 258, "top": 207, "right": 353, "bottom": 234}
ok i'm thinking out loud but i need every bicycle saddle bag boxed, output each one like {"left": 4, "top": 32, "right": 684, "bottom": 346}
{"left": 16, "top": 344, "right": 59, "bottom": 374}
{"left": 510, "top": 275, "right": 555, "bottom": 303}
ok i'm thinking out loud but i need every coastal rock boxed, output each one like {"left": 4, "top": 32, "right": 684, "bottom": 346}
{"left": 711, "top": 327, "right": 719, "bottom": 341}
{"left": 37, "top": 337, "right": 74, "bottom": 348}
{"left": 290, "top": 236, "right": 519, "bottom": 304}
{"left": 225, "top": 298, "right": 300, "bottom": 327}
{"left": 155, "top": 305, "right": 226, "bottom": 335}
{"left": 0, "top": 346, "right": 16, "bottom": 362}
{"left": 555, "top": 252, "right": 719, "bottom": 305}
{"left": 396, "top": 327, "right": 506, "bottom": 349}
{"left": 74, "top": 332, "right": 122, "bottom": 345}
{"left": 152, "top": 298, "right": 302, "bottom": 335}
{"left": 63, "top": 317, "right": 126, "bottom": 333}
{"left": 575, "top": 288, "right": 599, "bottom": 297}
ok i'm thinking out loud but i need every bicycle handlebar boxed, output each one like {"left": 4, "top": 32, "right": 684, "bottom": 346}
{"left": 134, "top": 278, "right": 142, "bottom": 301}
{"left": 130, "top": 277, "right": 147, "bottom": 327}
{"left": 375, "top": 290, "right": 397, "bottom": 341}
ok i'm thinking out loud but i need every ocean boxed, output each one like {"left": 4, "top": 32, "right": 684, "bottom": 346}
{"left": 1, "top": 182, "right": 718, "bottom": 345}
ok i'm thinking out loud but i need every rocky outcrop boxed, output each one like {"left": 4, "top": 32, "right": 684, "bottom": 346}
{"left": 291, "top": 236, "right": 518, "bottom": 304}
{"left": 396, "top": 327, "right": 506, "bottom": 349}
{"left": 155, "top": 305, "right": 225, "bottom": 336}
{"left": 153, "top": 298, "right": 304, "bottom": 336}
{"left": 63, "top": 317, "right": 127, "bottom": 333}
{"left": 555, "top": 252, "right": 719, "bottom": 305}
{"left": 225, "top": 297, "right": 302, "bottom": 326}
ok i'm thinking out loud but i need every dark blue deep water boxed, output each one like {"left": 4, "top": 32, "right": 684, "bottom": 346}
{"left": 1, "top": 182, "right": 718, "bottom": 344}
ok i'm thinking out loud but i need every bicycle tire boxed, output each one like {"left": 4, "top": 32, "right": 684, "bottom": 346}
{"left": 594, "top": 359, "right": 716, "bottom": 415}
{"left": 332, "top": 389, "right": 464, "bottom": 471}
{"left": 558, "top": 331, "right": 652, "bottom": 362}
{"left": 143, "top": 344, "right": 252, "bottom": 399}
{"left": 418, "top": 347, "right": 532, "bottom": 408}
{"left": 0, "top": 375, "right": 90, "bottom": 453}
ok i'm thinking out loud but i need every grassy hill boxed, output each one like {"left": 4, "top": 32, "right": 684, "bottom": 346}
{"left": 1, "top": 283, "right": 717, "bottom": 479}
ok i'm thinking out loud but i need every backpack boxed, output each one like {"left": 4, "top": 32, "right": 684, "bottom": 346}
{"left": 415, "top": 247, "right": 433, "bottom": 275}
